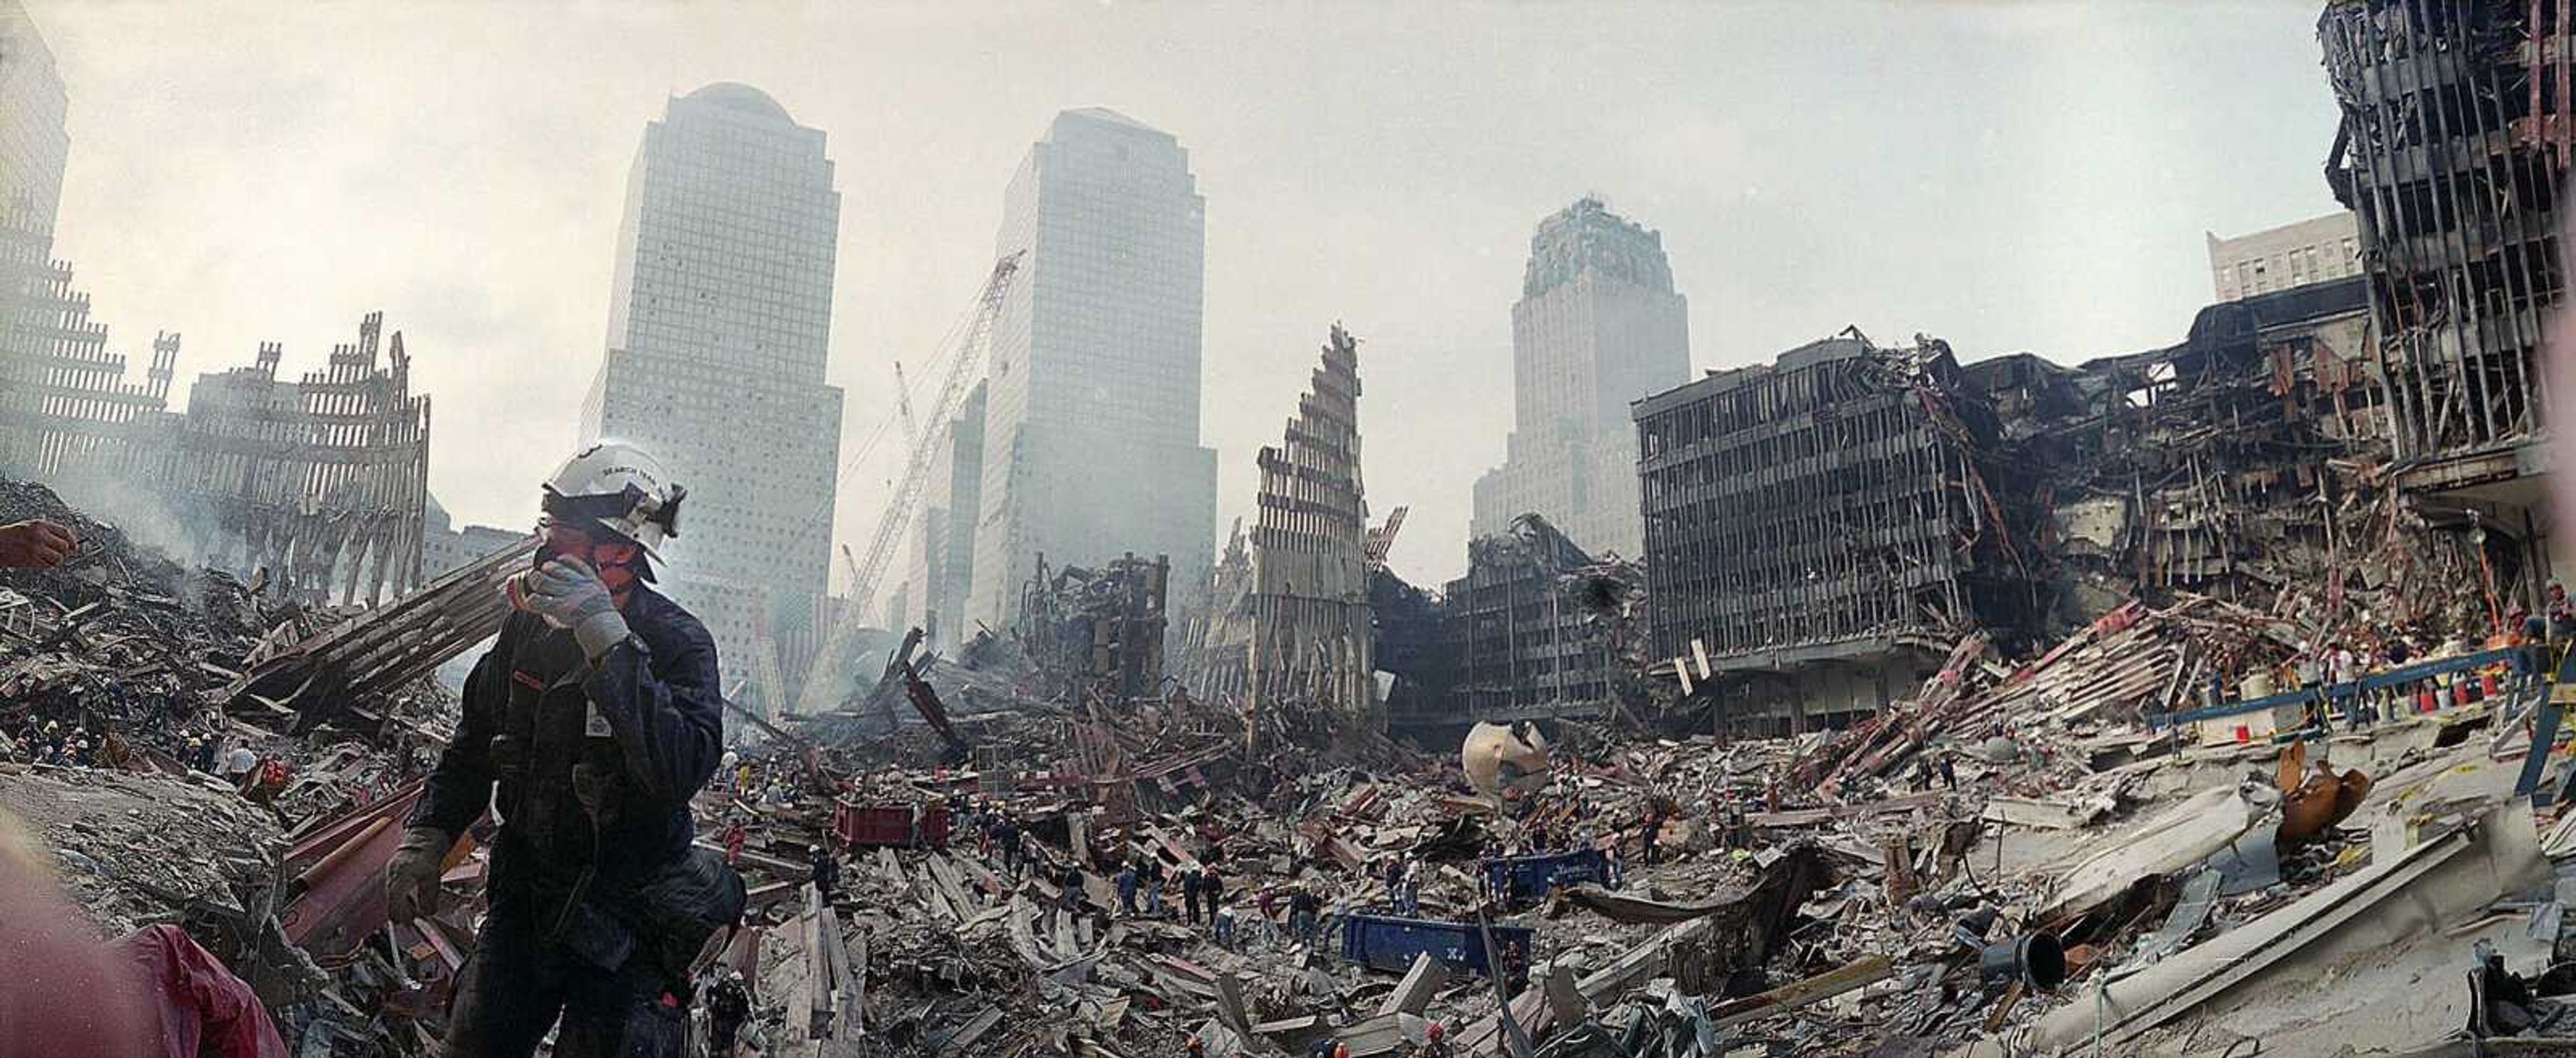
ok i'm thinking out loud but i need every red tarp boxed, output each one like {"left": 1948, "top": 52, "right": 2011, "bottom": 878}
{"left": 115, "top": 924, "right": 288, "bottom": 1058}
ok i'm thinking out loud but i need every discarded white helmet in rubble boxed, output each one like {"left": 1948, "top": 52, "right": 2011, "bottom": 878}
{"left": 541, "top": 440, "right": 686, "bottom": 555}
{"left": 1462, "top": 721, "right": 1550, "bottom": 798}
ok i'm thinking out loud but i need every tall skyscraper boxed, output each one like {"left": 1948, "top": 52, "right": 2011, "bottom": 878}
{"left": 0, "top": 0, "right": 170, "bottom": 485}
{"left": 963, "top": 108, "right": 1216, "bottom": 634}
{"left": 1470, "top": 198, "right": 1689, "bottom": 558}
{"left": 580, "top": 83, "right": 844, "bottom": 670}
{"left": 0, "top": 0, "right": 66, "bottom": 230}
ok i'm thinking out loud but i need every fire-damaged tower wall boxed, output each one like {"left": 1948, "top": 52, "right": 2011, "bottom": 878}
{"left": 1633, "top": 333, "right": 2038, "bottom": 735}
{"left": 0, "top": 206, "right": 176, "bottom": 480}
{"left": 2319, "top": 1, "right": 2567, "bottom": 514}
{"left": 1188, "top": 324, "right": 1375, "bottom": 722}
{"left": 128, "top": 313, "right": 431, "bottom": 606}
{"left": 10, "top": 311, "right": 433, "bottom": 608}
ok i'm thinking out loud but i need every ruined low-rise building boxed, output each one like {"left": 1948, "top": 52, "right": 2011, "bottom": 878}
{"left": 1628, "top": 276, "right": 2520, "bottom": 737}
{"left": 1014, "top": 551, "right": 1169, "bottom": 704}
{"left": 1368, "top": 564, "right": 1456, "bottom": 729}
{"left": 1975, "top": 277, "right": 2395, "bottom": 618}
{"left": 421, "top": 496, "right": 526, "bottom": 580}
{"left": 1440, "top": 513, "right": 1628, "bottom": 725}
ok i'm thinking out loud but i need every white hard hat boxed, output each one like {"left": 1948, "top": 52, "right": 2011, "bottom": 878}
{"left": 542, "top": 441, "right": 686, "bottom": 557}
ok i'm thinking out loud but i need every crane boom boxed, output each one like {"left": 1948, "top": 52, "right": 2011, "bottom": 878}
{"left": 794, "top": 252, "right": 1023, "bottom": 719}
{"left": 892, "top": 361, "right": 918, "bottom": 448}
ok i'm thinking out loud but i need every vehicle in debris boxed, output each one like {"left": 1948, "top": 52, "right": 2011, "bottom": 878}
{"left": 1338, "top": 912, "right": 1534, "bottom": 984}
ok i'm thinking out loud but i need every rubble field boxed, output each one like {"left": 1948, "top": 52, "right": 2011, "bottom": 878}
{"left": 13, "top": 474, "right": 2576, "bottom": 1058}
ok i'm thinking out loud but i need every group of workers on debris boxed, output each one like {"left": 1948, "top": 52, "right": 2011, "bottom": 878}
{"left": 2163, "top": 584, "right": 2576, "bottom": 737}
{"left": 3, "top": 711, "right": 309, "bottom": 804}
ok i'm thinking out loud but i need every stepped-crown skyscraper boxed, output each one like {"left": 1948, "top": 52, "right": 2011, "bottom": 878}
{"left": 1471, "top": 197, "right": 1690, "bottom": 558}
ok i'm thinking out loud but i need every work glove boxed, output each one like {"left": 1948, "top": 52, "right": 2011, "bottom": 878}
{"left": 514, "top": 556, "right": 631, "bottom": 661}
{"left": 385, "top": 827, "right": 452, "bottom": 924}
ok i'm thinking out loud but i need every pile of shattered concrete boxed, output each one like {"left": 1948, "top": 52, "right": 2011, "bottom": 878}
{"left": 718, "top": 593, "right": 2576, "bottom": 1058}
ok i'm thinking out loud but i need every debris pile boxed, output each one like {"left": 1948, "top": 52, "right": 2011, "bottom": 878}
{"left": 0, "top": 478, "right": 499, "bottom": 1055}
{"left": 0, "top": 478, "right": 379, "bottom": 770}
{"left": 11, "top": 471, "right": 2576, "bottom": 1058}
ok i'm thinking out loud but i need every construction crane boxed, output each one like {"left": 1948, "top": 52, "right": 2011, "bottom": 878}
{"left": 892, "top": 361, "right": 918, "bottom": 449}
{"left": 793, "top": 252, "right": 1024, "bottom": 720}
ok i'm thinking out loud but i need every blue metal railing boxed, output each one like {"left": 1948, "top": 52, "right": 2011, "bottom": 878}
{"left": 2145, "top": 646, "right": 2535, "bottom": 730}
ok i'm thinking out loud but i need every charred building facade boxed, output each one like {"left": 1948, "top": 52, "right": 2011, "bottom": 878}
{"left": 0, "top": 1, "right": 172, "bottom": 485}
{"left": 1627, "top": 274, "right": 2526, "bottom": 737}
{"left": 1634, "top": 333, "right": 2037, "bottom": 735}
{"left": 2318, "top": 0, "right": 2573, "bottom": 582}
{"left": 127, "top": 315, "right": 432, "bottom": 606}
{"left": 1014, "top": 551, "right": 1169, "bottom": 704}
{"left": 1980, "top": 278, "right": 2394, "bottom": 621}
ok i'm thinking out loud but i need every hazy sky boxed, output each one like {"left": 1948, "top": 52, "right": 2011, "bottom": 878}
{"left": 34, "top": 1, "right": 2344, "bottom": 590}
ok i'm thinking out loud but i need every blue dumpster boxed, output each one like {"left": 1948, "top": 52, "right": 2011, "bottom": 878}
{"left": 1481, "top": 848, "right": 1618, "bottom": 908}
{"left": 1339, "top": 913, "right": 1534, "bottom": 982}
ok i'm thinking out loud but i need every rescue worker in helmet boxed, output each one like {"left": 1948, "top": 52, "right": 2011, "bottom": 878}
{"left": 386, "top": 441, "right": 733, "bottom": 1058}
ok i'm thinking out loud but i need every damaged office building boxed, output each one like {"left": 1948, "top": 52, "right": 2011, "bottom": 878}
{"left": 1012, "top": 550, "right": 1171, "bottom": 704}
{"left": 1634, "top": 265, "right": 2526, "bottom": 738}
{"left": 1633, "top": 331, "right": 2040, "bottom": 737}
{"left": 1402, "top": 513, "right": 1646, "bottom": 734}
{"left": 2320, "top": 0, "right": 2572, "bottom": 588}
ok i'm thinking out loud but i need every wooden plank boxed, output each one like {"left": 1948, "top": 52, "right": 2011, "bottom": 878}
{"left": 1705, "top": 954, "right": 1895, "bottom": 1030}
